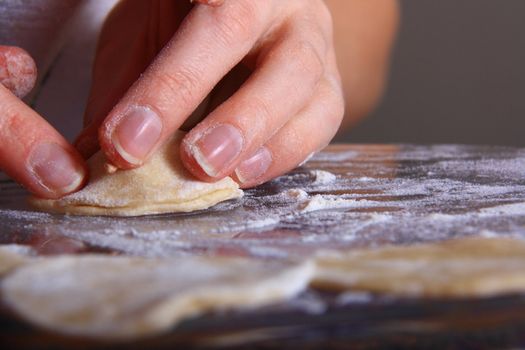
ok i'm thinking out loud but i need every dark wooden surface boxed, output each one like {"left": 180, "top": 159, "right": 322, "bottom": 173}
{"left": 2, "top": 143, "right": 525, "bottom": 348}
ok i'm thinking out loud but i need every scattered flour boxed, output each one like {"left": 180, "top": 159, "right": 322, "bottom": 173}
{"left": 242, "top": 216, "right": 281, "bottom": 230}
{"left": 2, "top": 144, "right": 525, "bottom": 260}
{"left": 309, "top": 170, "right": 337, "bottom": 185}
{"left": 286, "top": 292, "right": 327, "bottom": 314}
{"left": 299, "top": 196, "right": 378, "bottom": 213}
{"left": 247, "top": 246, "right": 290, "bottom": 259}
{"left": 478, "top": 230, "right": 504, "bottom": 238}
{"left": 284, "top": 189, "right": 309, "bottom": 201}
{"left": 477, "top": 202, "right": 525, "bottom": 217}
{"left": 335, "top": 291, "right": 373, "bottom": 305}
{"left": 356, "top": 177, "right": 375, "bottom": 182}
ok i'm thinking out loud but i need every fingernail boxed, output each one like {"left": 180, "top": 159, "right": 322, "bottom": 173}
{"left": 235, "top": 147, "right": 272, "bottom": 184}
{"left": 112, "top": 106, "right": 163, "bottom": 165}
{"left": 28, "top": 143, "right": 85, "bottom": 195}
{"left": 189, "top": 124, "right": 243, "bottom": 177}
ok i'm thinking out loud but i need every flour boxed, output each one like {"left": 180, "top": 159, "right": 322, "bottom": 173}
{"left": 3, "top": 143, "right": 525, "bottom": 341}
{"left": 299, "top": 196, "right": 379, "bottom": 213}
{"left": 477, "top": 202, "right": 525, "bottom": 216}
{"left": 355, "top": 176, "right": 375, "bottom": 182}
{"left": 2, "top": 144, "right": 525, "bottom": 259}
{"left": 309, "top": 170, "right": 337, "bottom": 185}
{"left": 283, "top": 188, "right": 309, "bottom": 201}
{"left": 335, "top": 291, "right": 373, "bottom": 305}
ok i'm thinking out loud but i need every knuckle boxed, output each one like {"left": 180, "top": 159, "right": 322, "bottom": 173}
{"left": 247, "top": 95, "right": 276, "bottom": 131}
{"left": 0, "top": 104, "right": 22, "bottom": 136}
{"left": 290, "top": 39, "right": 324, "bottom": 81}
{"left": 0, "top": 107, "right": 36, "bottom": 159}
{"left": 154, "top": 67, "right": 202, "bottom": 108}
{"left": 213, "top": 1, "right": 260, "bottom": 46}
{"left": 257, "top": 98, "right": 275, "bottom": 125}
{"left": 295, "top": 0, "right": 333, "bottom": 40}
{"left": 0, "top": 119, "right": 13, "bottom": 142}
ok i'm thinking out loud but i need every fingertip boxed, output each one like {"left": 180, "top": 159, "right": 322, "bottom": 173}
{"left": 182, "top": 123, "right": 245, "bottom": 181}
{"left": 98, "top": 105, "right": 164, "bottom": 170}
{"left": 97, "top": 121, "right": 130, "bottom": 170}
{"left": 233, "top": 146, "right": 272, "bottom": 188}
{"left": 0, "top": 84, "right": 88, "bottom": 199}
{"left": 0, "top": 45, "right": 37, "bottom": 98}
{"left": 26, "top": 143, "right": 88, "bottom": 199}
{"left": 97, "top": 115, "right": 134, "bottom": 170}
{"left": 179, "top": 135, "right": 217, "bottom": 182}
{"left": 232, "top": 173, "right": 267, "bottom": 189}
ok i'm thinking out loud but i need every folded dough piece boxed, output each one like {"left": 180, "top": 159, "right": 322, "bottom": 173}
{"left": 30, "top": 132, "right": 243, "bottom": 216}
{"left": 1, "top": 255, "right": 313, "bottom": 339}
{"left": 313, "top": 237, "right": 525, "bottom": 297}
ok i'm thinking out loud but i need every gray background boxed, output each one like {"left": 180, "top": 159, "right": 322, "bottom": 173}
{"left": 342, "top": 0, "right": 525, "bottom": 146}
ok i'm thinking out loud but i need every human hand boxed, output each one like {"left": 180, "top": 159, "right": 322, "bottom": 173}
{"left": 0, "top": 46, "right": 86, "bottom": 198}
{"left": 77, "top": 0, "right": 344, "bottom": 188}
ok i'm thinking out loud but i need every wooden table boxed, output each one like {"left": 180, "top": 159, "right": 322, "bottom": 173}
{"left": 2, "top": 144, "right": 525, "bottom": 349}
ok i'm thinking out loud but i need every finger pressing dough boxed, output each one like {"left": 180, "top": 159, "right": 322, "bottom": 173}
{"left": 313, "top": 237, "right": 525, "bottom": 297}
{"left": 1, "top": 255, "right": 313, "bottom": 339}
{"left": 30, "top": 132, "right": 243, "bottom": 216}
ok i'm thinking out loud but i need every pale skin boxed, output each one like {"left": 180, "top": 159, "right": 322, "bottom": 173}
{"left": 0, "top": 0, "right": 399, "bottom": 199}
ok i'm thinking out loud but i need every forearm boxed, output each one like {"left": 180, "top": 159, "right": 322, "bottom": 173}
{"left": 324, "top": 0, "right": 399, "bottom": 130}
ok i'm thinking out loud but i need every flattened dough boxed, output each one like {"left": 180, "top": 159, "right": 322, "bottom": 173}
{"left": 30, "top": 132, "right": 243, "bottom": 216}
{"left": 313, "top": 237, "right": 525, "bottom": 297}
{"left": 0, "top": 244, "right": 33, "bottom": 275}
{"left": 1, "top": 255, "right": 313, "bottom": 339}
{"left": 5, "top": 237, "right": 525, "bottom": 339}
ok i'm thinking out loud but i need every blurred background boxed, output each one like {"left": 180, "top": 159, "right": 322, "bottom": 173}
{"left": 339, "top": 0, "right": 525, "bottom": 146}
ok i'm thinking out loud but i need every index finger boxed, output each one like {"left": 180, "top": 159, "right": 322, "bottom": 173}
{"left": 0, "top": 85, "right": 86, "bottom": 199}
{"left": 98, "top": 1, "right": 274, "bottom": 169}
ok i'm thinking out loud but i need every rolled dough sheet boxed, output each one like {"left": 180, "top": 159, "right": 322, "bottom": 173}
{"left": 313, "top": 237, "right": 525, "bottom": 297}
{"left": 4, "top": 237, "right": 525, "bottom": 339}
{"left": 1, "top": 255, "right": 313, "bottom": 339}
{"left": 29, "top": 132, "right": 243, "bottom": 216}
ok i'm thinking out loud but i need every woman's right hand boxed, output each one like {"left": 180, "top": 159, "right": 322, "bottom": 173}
{"left": 0, "top": 45, "right": 86, "bottom": 199}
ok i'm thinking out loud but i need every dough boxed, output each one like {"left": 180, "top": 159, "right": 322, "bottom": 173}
{"left": 313, "top": 237, "right": 525, "bottom": 297}
{"left": 0, "top": 244, "right": 32, "bottom": 275}
{"left": 30, "top": 132, "right": 243, "bottom": 216}
{"left": 4, "top": 237, "right": 525, "bottom": 339}
{"left": 1, "top": 255, "right": 313, "bottom": 339}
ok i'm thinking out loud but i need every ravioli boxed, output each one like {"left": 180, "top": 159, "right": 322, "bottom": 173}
{"left": 30, "top": 132, "right": 243, "bottom": 216}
